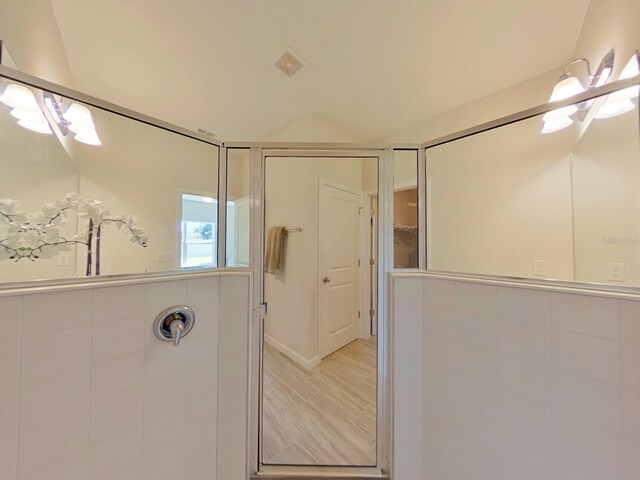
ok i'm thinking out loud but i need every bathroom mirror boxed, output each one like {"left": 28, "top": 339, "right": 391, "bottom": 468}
{"left": 0, "top": 77, "right": 219, "bottom": 284}
{"left": 426, "top": 80, "right": 640, "bottom": 286}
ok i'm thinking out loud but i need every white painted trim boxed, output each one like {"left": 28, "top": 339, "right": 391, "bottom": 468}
{"left": 263, "top": 334, "right": 321, "bottom": 369}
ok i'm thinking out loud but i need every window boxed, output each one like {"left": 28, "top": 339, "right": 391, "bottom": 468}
{"left": 180, "top": 193, "right": 217, "bottom": 268}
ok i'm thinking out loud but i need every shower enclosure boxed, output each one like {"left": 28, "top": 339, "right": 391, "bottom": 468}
{"left": 0, "top": 53, "right": 639, "bottom": 480}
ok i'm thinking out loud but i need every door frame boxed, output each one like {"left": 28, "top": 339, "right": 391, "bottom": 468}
{"left": 249, "top": 148, "right": 394, "bottom": 478}
{"left": 318, "top": 177, "right": 363, "bottom": 359}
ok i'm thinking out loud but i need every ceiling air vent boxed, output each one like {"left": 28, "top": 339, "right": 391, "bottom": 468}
{"left": 273, "top": 48, "right": 307, "bottom": 79}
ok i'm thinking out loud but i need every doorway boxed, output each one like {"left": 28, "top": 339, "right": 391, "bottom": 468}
{"left": 259, "top": 153, "right": 383, "bottom": 469}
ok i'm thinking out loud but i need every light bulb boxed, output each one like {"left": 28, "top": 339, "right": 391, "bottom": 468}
{"left": 17, "top": 119, "right": 52, "bottom": 134}
{"left": 0, "top": 84, "right": 40, "bottom": 110}
{"left": 74, "top": 131, "right": 101, "bottom": 146}
{"left": 542, "top": 116, "right": 573, "bottom": 134}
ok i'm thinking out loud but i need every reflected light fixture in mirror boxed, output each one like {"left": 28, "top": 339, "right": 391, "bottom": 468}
{"left": 0, "top": 83, "right": 53, "bottom": 134}
{"left": 43, "top": 93, "right": 102, "bottom": 146}
{"left": 542, "top": 50, "right": 615, "bottom": 134}
{"left": 595, "top": 50, "right": 640, "bottom": 120}
{"left": 63, "top": 103, "right": 102, "bottom": 145}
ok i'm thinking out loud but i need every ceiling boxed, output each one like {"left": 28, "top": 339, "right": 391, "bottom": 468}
{"left": 50, "top": 0, "right": 591, "bottom": 142}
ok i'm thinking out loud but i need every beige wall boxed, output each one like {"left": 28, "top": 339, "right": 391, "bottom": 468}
{"left": 572, "top": 106, "right": 640, "bottom": 285}
{"left": 426, "top": 115, "right": 576, "bottom": 280}
{"left": 0, "top": 0, "right": 74, "bottom": 86}
{"left": 264, "top": 156, "right": 371, "bottom": 363}
{"left": 71, "top": 106, "right": 219, "bottom": 276}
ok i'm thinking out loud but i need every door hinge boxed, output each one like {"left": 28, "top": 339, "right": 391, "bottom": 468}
{"left": 369, "top": 309, "right": 375, "bottom": 317}
{"left": 256, "top": 303, "right": 267, "bottom": 320}
{"left": 358, "top": 259, "right": 361, "bottom": 266}
{"left": 369, "top": 258, "right": 375, "bottom": 266}
{"left": 358, "top": 310, "right": 361, "bottom": 318}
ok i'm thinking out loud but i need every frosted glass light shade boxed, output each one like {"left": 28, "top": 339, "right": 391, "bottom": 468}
{"left": 63, "top": 102, "right": 93, "bottom": 124}
{"left": 17, "top": 119, "right": 52, "bottom": 134}
{"left": 10, "top": 107, "right": 48, "bottom": 123}
{"left": 74, "top": 131, "right": 101, "bottom": 146}
{"left": 594, "top": 100, "right": 635, "bottom": 119}
{"left": 542, "top": 116, "right": 573, "bottom": 134}
{"left": 595, "top": 52, "right": 639, "bottom": 120}
{"left": 63, "top": 102, "right": 102, "bottom": 146}
{"left": 0, "top": 84, "right": 40, "bottom": 111}
{"left": 542, "top": 104, "right": 578, "bottom": 121}
{"left": 549, "top": 76, "right": 586, "bottom": 102}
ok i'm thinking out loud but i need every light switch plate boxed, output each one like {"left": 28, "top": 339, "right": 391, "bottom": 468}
{"left": 605, "top": 263, "right": 625, "bottom": 282}
{"left": 532, "top": 260, "right": 548, "bottom": 277}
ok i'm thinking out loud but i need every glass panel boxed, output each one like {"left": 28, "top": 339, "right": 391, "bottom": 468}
{"left": 262, "top": 155, "right": 378, "bottom": 467}
{"left": 393, "top": 150, "right": 418, "bottom": 268}
{"left": 426, "top": 85, "right": 640, "bottom": 285}
{"left": 226, "top": 148, "right": 250, "bottom": 267}
{"left": 0, "top": 78, "right": 219, "bottom": 283}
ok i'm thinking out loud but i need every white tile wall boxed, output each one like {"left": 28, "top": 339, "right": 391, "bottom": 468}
{"left": 0, "top": 272, "right": 250, "bottom": 480}
{"left": 393, "top": 274, "right": 640, "bottom": 480}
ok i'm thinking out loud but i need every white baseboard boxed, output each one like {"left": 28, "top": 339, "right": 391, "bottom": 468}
{"left": 264, "top": 334, "right": 321, "bottom": 370}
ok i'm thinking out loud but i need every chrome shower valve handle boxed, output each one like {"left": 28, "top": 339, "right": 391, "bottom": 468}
{"left": 153, "top": 306, "right": 195, "bottom": 347}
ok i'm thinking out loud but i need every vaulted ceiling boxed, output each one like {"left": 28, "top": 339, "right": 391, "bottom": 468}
{"left": 50, "top": 0, "right": 591, "bottom": 141}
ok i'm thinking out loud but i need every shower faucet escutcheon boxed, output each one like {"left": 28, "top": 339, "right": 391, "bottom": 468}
{"left": 153, "top": 305, "right": 195, "bottom": 347}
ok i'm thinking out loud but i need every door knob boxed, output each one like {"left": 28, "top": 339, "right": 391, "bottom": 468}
{"left": 322, "top": 276, "right": 331, "bottom": 284}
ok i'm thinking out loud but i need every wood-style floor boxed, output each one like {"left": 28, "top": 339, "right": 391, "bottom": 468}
{"left": 262, "top": 337, "right": 377, "bottom": 466}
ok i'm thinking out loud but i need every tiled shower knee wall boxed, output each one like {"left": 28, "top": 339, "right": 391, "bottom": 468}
{"left": 0, "top": 272, "right": 250, "bottom": 480}
{"left": 392, "top": 274, "right": 640, "bottom": 480}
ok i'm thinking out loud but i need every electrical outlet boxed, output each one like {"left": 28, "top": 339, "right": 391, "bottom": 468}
{"left": 605, "top": 263, "right": 625, "bottom": 282}
{"left": 532, "top": 260, "right": 548, "bottom": 277}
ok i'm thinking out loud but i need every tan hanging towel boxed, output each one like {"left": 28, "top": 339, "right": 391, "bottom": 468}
{"left": 264, "top": 226, "right": 286, "bottom": 274}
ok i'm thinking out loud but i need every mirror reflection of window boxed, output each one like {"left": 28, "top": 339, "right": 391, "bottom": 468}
{"left": 180, "top": 193, "right": 217, "bottom": 268}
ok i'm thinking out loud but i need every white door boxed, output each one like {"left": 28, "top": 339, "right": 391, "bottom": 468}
{"left": 319, "top": 180, "right": 360, "bottom": 358}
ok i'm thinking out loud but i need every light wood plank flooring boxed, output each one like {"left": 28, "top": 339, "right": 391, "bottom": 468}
{"left": 262, "top": 338, "right": 377, "bottom": 466}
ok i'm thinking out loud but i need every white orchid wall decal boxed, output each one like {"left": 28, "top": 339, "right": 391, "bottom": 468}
{"left": 0, "top": 193, "right": 148, "bottom": 276}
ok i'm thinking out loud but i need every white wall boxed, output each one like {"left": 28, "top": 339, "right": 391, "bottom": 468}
{"left": 392, "top": 273, "right": 640, "bottom": 480}
{"left": 264, "top": 156, "right": 370, "bottom": 364}
{"left": 0, "top": 0, "right": 74, "bottom": 86}
{"left": 0, "top": 271, "right": 249, "bottom": 480}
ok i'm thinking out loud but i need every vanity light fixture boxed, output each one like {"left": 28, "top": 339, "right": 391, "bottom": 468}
{"left": 542, "top": 50, "right": 615, "bottom": 134}
{"left": 0, "top": 83, "right": 52, "bottom": 134}
{"left": 594, "top": 50, "right": 640, "bottom": 120}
